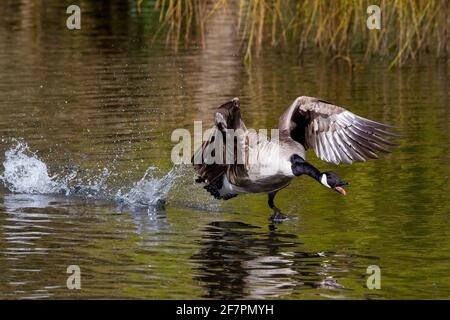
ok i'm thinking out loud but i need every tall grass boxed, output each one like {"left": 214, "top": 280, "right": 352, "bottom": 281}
{"left": 150, "top": 0, "right": 448, "bottom": 67}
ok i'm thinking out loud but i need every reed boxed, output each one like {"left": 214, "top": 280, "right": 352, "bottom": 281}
{"left": 150, "top": 0, "right": 449, "bottom": 67}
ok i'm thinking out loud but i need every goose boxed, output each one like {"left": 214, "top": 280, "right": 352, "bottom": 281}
{"left": 193, "top": 96, "right": 399, "bottom": 221}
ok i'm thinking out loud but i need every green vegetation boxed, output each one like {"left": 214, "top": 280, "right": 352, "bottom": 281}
{"left": 150, "top": 0, "right": 448, "bottom": 67}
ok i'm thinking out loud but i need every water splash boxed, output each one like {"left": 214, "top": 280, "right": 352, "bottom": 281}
{"left": 116, "top": 166, "right": 179, "bottom": 207}
{"left": 0, "top": 142, "right": 67, "bottom": 194}
{"left": 72, "top": 167, "right": 112, "bottom": 198}
{"left": 0, "top": 142, "right": 179, "bottom": 208}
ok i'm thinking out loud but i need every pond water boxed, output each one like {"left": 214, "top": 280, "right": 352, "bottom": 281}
{"left": 0, "top": 1, "right": 448, "bottom": 299}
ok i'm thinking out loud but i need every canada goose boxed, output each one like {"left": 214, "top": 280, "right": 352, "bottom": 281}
{"left": 193, "top": 96, "right": 399, "bottom": 221}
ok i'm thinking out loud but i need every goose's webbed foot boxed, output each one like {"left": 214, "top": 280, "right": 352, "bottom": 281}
{"left": 270, "top": 208, "right": 288, "bottom": 221}
{"left": 268, "top": 191, "right": 289, "bottom": 221}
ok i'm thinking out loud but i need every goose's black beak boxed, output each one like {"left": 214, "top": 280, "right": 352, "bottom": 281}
{"left": 334, "top": 181, "right": 348, "bottom": 196}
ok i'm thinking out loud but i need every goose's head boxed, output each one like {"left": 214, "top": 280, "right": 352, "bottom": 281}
{"left": 320, "top": 171, "right": 348, "bottom": 196}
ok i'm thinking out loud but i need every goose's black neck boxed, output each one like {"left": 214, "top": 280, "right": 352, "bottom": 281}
{"left": 290, "top": 154, "right": 321, "bottom": 181}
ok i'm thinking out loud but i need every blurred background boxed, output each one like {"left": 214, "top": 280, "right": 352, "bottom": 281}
{"left": 0, "top": 0, "right": 448, "bottom": 299}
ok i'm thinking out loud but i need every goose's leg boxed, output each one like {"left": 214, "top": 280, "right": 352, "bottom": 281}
{"left": 268, "top": 191, "right": 288, "bottom": 221}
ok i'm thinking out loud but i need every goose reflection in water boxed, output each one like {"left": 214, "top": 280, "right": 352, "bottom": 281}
{"left": 191, "top": 221, "right": 298, "bottom": 299}
{"left": 191, "top": 221, "right": 379, "bottom": 299}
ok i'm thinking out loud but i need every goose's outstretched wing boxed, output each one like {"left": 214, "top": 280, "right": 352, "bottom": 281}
{"left": 278, "top": 96, "right": 399, "bottom": 164}
{"left": 192, "top": 98, "right": 248, "bottom": 184}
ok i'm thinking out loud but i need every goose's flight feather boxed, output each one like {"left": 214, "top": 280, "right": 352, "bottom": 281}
{"left": 278, "top": 96, "right": 399, "bottom": 164}
{"left": 192, "top": 98, "right": 248, "bottom": 184}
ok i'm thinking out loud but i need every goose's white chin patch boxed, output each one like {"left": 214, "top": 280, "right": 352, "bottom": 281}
{"left": 320, "top": 174, "right": 331, "bottom": 188}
